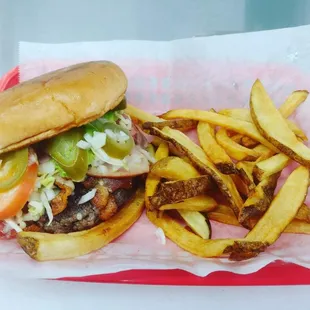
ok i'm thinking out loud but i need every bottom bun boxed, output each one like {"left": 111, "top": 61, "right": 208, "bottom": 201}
{"left": 17, "top": 188, "right": 145, "bottom": 261}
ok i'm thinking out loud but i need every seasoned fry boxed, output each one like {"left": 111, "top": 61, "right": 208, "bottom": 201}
{"left": 125, "top": 104, "right": 162, "bottom": 123}
{"left": 159, "top": 195, "right": 217, "bottom": 212}
{"left": 145, "top": 143, "right": 169, "bottom": 210}
{"left": 161, "top": 109, "right": 279, "bottom": 152}
{"left": 238, "top": 173, "right": 280, "bottom": 228}
{"left": 250, "top": 80, "right": 310, "bottom": 167}
{"left": 244, "top": 166, "right": 309, "bottom": 245}
{"left": 197, "top": 121, "right": 237, "bottom": 174}
{"left": 143, "top": 119, "right": 198, "bottom": 132}
{"left": 17, "top": 189, "right": 145, "bottom": 261}
{"left": 149, "top": 126, "right": 243, "bottom": 216}
{"left": 216, "top": 128, "right": 260, "bottom": 161}
{"left": 295, "top": 203, "right": 310, "bottom": 223}
{"left": 253, "top": 153, "right": 290, "bottom": 182}
{"left": 178, "top": 210, "right": 211, "bottom": 239}
{"left": 146, "top": 209, "right": 237, "bottom": 257}
{"left": 278, "top": 90, "right": 309, "bottom": 118}
{"left": 150, "top": 175, "right": 213, "bottom": 208}
{"left": 219, "top": 107, "right": 307, "bottom": 141}
{"left": 151, "top": 156, "right": 199, "bottom": 180}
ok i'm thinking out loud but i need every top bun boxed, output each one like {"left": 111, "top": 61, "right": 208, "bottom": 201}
{"left": 0, "top": 61, "right": 127, "bottom": 155}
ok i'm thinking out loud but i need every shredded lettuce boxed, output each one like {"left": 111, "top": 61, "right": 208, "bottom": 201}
{"left": 41, "top": 175, "right": 56, "bottom": 188}
{"left": 53, "top": 160, "right": 68, "bottom": 178}
{"left": 101, "top": 111, "right": 118, "bottom": 122}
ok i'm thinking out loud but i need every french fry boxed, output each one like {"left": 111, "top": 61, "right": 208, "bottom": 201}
{"left": 231, "top": 175, "right": 251, "bottom": 197}
{"left": 149, "top": 126, "right": 243, "bottom": 216}
{"left": 159, "top": 195, "right": 217, "bottom": 212}
{"left": 241, "top": 136, "right": 259, "bottom": 148}
{"left": 295, "top": 203, "right": 310, "bottom": 223}
{"left": 18, "top": 188, "right": 145, "bottom": 261}
{"left": 236, "top": 161, "right": 256, "bottom": 191}
{"left": 197, "top": 121, "right": 237, "bottom": 174}
{"left": 253, "top": 144, "right": 275, "bottom": 162}
{"left": 150, "top": 156, "right": 199, "bottom": 180}
{"left": 146, "top": 209, "right": 237, "bottom": 257}
{"left": 150, "top": 175, "right": 213, "bottom": 208}
{"left": 178, "top": 210, "right": 211, "bottom": 239}
{"left": 231, "top": 133, "right": 243, "bottom": 143}
{"left": 243, "top": 166, "right": 309, "bottom": 245}
{"left": 145, "top": 143, "right": 169, "bottom": 210}
{"left": 253, "top": 153, "right": 290, "bottom": 182}
{"left": 238, "top": 172, "right": 280, "bottom": 228}
{"left": 143, "top": 119, "right": 198, "bottom": 132}
{"left": 161, "top": 109, "right": 279, "bottom": 152}
{"left": 125, "top": 104, "right": 162, "bottom": 123}
{"left": 216, "top": 128, "right": 260, "bottom": 161}
{"left": 219, "top": 106, "right": 307, "bottom": 141}
{"left": 250, "top": 80, "right": 310, "bottom": 167}
{"left": 278, "top": 90, "right": 309, "bottom": 118}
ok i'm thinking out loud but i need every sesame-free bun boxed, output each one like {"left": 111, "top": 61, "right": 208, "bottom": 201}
{"left": 0, "top": 61, "right": 127, "bottom": 155}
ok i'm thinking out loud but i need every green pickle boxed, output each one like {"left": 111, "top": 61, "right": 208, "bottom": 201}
{"left": 102, "top": 123, "right": 134, "bottom": 159}
{"left": 0, "top": 148, "right": 29, "bottom": 192}
{"left": 111, "top": 97, "right": 127, "bottom": 111}
{"left": 47, "top": 128, "right": 89, "bottom": 182}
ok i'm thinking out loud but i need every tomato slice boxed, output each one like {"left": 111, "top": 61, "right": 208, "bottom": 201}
{"left": 0, "top": 161, "right": 38, "bottom": 220}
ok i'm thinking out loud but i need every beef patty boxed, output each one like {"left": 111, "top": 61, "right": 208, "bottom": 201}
{"left": 39, "top": 177, "right": 139, "bottom": 234}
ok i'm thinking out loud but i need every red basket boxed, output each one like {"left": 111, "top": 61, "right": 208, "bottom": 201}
{"left": 2, "top": 67, "right": 310, "bottom": 285}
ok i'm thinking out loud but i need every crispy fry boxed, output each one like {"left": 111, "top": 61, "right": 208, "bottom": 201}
{"left": 253, "top": 144, "right": 275, "bottom": 162}
{"left": 253, "top": 153, "right": 290, "bottom": 182}
{"left": 197, "top": 121, "right": 237, "bottom": 174}
{"left": 236, "top": 161, "right": 256, "bottom": 191}
{"left": 149, "top": 126, "right": 243, "bottom": 216}
{"left": 231, "top": 175, "right": 251, "bottom": 197}
{"left": 208, "top": 205, "right": 240, "bottom": 226}
{"left": 250, "top": 80, "right": 310, "bottom": 167}
{"left": 178, "top": 210, "right": 211, "bottom": 239}
{"left": 231, "top": 133, "right": 243, "bottom": 143}
{"left": 219, "top": 107, "right": 307, "bottom": 141}
{"left": 125, "top": 104, "right": 162, "bottom": 123}
{"left": 150, "top": 176, "right": 213, "bottom": 208}
{"left": 245, "top": 166, "right": 309, "bottom": 245}
{"left": 216, "top": 128, "right": 260, "bottom": 161}
{"left": 159, "top": 195, "right": 217, "bottom": 212}
{"left": 295, "top": 203, "right": 310, "bottom": 223}
{"left": 145, "top": 143, "right": 169, "bottom": 210}
{"left": 151, "top": 156, "right": 199, "bottom": 180}
{"left": 161, "top": 109, "right": 278, "bottom": 152}
{"left": 143, "top": 119, "right": 198, "bottom": 132}
{"left": 278, "top": 90, "right": 309, "bottom": 118}
{"left": 238, "top": 173, "right": 280, "bottom": 228}
{"left": 227, "top": 241, "right": 268, "bottom": 261}
{"left": 17, "top": 189, "right": 145, "bottom": 261}
{"left": 241, "top": 136, "right": 259, "bottom": 148}
{"left": 146, "top": 209, "right": 237, "bottom": 257}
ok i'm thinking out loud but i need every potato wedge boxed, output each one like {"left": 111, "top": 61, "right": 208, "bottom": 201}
{"left": 216, "top": 128, "right": 260, "bottom": 161}
{"left": 253, "top": 153, "right": 290, "bottom": 182}
{"left": 149, "top": 126, "right": 243, "bottom": 216}
{"left": 146, "top": 209, "right": 237, "bottom": 257}
{"left": 161, "top": 109, "right": 279, "bottom": 152}
{"left": 219, "top": 107, "right": 307, "bottom": 141}
{"left": 151, "top": 156, "right": 199, "bottom": 180}
{"left": 238, "top": 172, "right": 280, "bottom": 228}
{"left": 245, "top": 166, "right": 309, "bottom": 244}
{"left": 145, "top": 143, "right": 169, "bottom": 210}
{"left": 178, "top": 210, "right": 211, "bottom": 239}
{"left": 17, "top": 188, "right": 145, "bottom": 261}
{"left": 143, "top": 119, "right": 198, "bottom": 132}
{"left": 159, "top": 195, "right": 217, "bottom": 212}
{"left": 197, "top": 121, "right": 237, "bottom": 174}
{"left": 278, "top": 90, "right": 309, "bottom": 118}
{"left": 295, "top": 203, "right": 310, "bottom": 223}
{"left": 150, "top": 175, "right": 213, "bottom": 208}
{"left": 125, "top": 104, "right": 162, "bottom": 123}
{"left": 250, "top": 80, "right": 310, "bottom": 167}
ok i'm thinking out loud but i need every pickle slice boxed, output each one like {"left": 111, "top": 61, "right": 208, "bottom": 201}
{"left": 0, "top": 148, "right": 29, "bottom": 192}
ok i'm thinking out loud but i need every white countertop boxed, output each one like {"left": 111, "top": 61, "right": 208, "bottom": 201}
{"left": 1, "top": 279, "right": 309, "bottom": 310}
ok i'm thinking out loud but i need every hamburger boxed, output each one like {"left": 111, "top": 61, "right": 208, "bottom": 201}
{"left": 0, "top": 61, "right": 153, "bottom": 260}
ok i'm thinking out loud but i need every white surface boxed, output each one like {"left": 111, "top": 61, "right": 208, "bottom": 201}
{"left": 0, "top": 279, "right": 309, "bottom": 310}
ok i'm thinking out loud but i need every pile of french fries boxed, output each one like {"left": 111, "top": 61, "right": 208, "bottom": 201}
{"left": 126, "top": 79, "right": 310, "bottom": 261}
